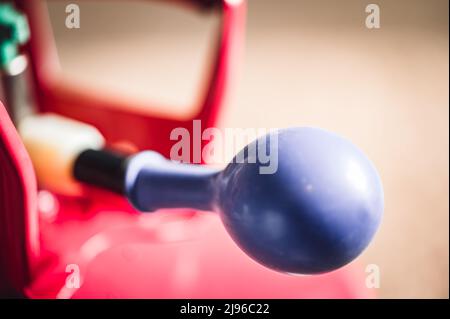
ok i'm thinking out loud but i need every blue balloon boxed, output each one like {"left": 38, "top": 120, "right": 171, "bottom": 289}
{"left": 217, "top": 127, "right": 384, "bottom": 274}
{"left": 126, "top": 127, "right": 384, "bottom": 274}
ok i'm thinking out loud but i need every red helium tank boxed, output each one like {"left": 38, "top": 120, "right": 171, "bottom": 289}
{"left": 0, "top": 0, "right": 374, "bottom": 298}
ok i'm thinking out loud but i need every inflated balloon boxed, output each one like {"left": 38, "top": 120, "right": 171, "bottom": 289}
{"left": 125, "top": 127, "right": 384, "bottom": 274}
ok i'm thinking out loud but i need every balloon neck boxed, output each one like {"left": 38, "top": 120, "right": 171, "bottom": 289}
{"left": 125, "top": 151, "right": 221, "bottom": 212}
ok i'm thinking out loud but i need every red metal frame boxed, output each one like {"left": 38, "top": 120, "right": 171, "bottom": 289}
{"left": 0, "top": 0, "right": 375, "bottom": 298}
{"left": 0, "top": 103, "right": 39, "bottom": 296}
{"left": 20, "top": 0, "right": 244, "bottom": 154}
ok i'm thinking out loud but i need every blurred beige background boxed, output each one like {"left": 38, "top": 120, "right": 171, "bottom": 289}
{"left": 46, "top": 0, "right": 449, "bottom": 298}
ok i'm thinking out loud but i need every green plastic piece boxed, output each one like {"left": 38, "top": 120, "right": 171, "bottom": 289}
{"left": 0, "top": 3, "right": 30, "bottom": 68}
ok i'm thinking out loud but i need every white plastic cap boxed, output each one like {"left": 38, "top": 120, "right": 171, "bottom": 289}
{"left": 18, "top": 113, "right": 105, "bottom": 195}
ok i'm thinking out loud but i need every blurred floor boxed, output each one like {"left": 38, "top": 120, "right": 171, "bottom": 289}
{"left": 47, "top": 0, "right": 448, "bottom": 298}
